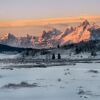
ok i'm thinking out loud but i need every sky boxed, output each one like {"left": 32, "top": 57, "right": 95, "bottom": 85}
{"left": 0, "top": 0, "right": 100, "bottom": 36}
{"left": 0, "top": 0, "right": 100, "bottom": 20}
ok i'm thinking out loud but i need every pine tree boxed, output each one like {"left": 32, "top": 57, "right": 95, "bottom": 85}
{"left": 58, "top": 53, "right": 61, "bottom": 59}
{"left": 57, "top": 44, "right": 60, "bottom": 48}
{"left": 52, "top": 54, "right": 55, "bottom": 60}
{"left": 91, "top": 51, "right": 97, "bottom": 56}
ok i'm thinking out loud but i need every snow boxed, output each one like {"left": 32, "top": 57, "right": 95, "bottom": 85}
{"left": 0, "top": 63, "right": 100, "bottom": 100}
{"left": 47, "top": 49, "right": 100, "bottom": 60}
{"left": 0, "top": 53, "right": 20, "bottom": 59}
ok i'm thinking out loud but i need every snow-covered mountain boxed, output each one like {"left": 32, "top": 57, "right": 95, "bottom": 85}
{"left": 0, "top": 20, "right": 100, "bottom": 48}
{"left": 39, "top": 20, "right": 100, "bottom": 47}
{"left": 0, "top": 33, "right": 38, "bottom": 48}
{"left": 60, "top": 20, "right": 100, "bottom": 45}
{"left": 0, "top": 33, "right": 18, "bottom": 47}
{"left": 38, "top": 28, "right": 62, "bottom": 47}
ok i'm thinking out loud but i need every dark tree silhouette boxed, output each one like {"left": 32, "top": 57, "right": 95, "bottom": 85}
{"left": 58, "top": 53, "right": 61, "bottom": 59}
{"left": 52, "top": 54, "right": 55, "bottom": 60}
{"left": 57, "top": 44, "right": 60, "bottom": 48}
{"left": 91, "top": 51, "right": 97, "bottom": 56}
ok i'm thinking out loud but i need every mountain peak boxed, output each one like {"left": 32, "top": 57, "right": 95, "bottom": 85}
{"left": 81, "top": 20, "right": 90, "bottom": 26}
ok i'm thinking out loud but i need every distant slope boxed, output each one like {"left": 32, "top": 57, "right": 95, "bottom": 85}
{"left": 0, "top": 43, "right": 39, "bottom": 53}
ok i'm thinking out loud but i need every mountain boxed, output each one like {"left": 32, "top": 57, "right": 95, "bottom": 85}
{"left": 0, "top": 20, "right": 100, "bottom": 48}
{"left": 60, "top": 20, "right": 91, "bottom": 45}
{"left": 0, "top": 33, "right": 18, "bottom": 47}
{"left": 38, "top": 28, "right": 62, "bottom": 47}
{"left": 0, "top": 33, "right": 39, "bottom": 48}
{"left": 39, "top": 20, "right": 100, "bottom": 47}
{"left": 61, "top": 20, "right": 100, "bottom": 45}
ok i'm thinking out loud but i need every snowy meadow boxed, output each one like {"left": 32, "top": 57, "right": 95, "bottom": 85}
{"left": 0, "top": 60, "right": 100, "bottom": 100}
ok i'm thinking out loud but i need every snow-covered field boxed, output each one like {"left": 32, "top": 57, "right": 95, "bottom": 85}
{"left": 0, "top": 63, "right": 100, "bottom": 100}
{"left": 0, "top": 53, "right": 20, "bottom": 59}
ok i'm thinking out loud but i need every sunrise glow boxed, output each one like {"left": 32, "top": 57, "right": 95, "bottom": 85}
{"left": 0, "top": 16, "right": 99, "bottom": 27}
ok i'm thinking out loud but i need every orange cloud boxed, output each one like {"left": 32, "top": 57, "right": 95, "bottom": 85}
{"left": 0, "top": 16, "right": 100, "bottom": 27}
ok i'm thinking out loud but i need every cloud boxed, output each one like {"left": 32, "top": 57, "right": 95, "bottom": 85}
{"left": 0, "top": 16, "right": 100, "bottom": 27}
